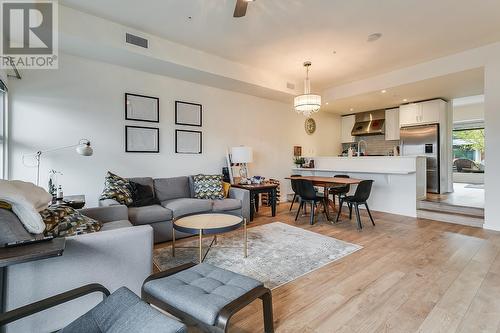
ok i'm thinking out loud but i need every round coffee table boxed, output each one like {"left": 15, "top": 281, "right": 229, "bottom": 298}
{"left": 172, "top": 213, "right": 247, "bottom": 263}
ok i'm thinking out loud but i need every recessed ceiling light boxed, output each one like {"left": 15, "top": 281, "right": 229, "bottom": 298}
{"left": 403, "top": 98, "right": 408, "bottom": 102}
{"left": 350, "top": 108, "right": 354, "bottom": 112}
{"left": 325, "top": 102, "right": 329, "bottom": 105}
{"left": 381, "top": 90, "right": 387, "bottom": 94}
{"left": 367, "top": 33, "right": 382, "bottom": 42}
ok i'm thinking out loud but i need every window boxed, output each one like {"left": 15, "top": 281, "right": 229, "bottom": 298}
{"left": 452, "top": 127, "right": 484, "bottom": 173}
{"left": 0, "top": 79, "right": 7, "bottom": 179}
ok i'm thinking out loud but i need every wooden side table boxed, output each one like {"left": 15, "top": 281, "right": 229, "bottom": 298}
{"left": 232, "top": 183, "right": 278, "bottom": 221}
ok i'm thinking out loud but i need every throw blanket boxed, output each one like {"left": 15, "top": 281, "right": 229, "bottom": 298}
{"left": 0, "top": 180, "right": 51, "bottom": 234}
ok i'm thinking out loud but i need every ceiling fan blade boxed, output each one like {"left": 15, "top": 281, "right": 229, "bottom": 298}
{"left": 233, "top": 0, "right": 248, "bottom": 17}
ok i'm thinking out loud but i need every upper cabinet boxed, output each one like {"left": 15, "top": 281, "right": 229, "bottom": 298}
{"left": 385, "top": 108, "right": 400, "bottom": 141}
{"left": 341, "top": 115, "right": 356, "bottom": 143}
{"left": 399, "top": 99, "right": 446, "bottom": 127}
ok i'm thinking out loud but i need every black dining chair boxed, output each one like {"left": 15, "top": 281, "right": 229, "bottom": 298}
{"left": 289, "top": 175, "right": 302, "bottom": 211}
{"left": 329, "top": 175, "right": 351, "bottom": 206}
{"left": 336, "top": 180, "right": 375, "bottom": 230}
{"left": 295, "top": 179, "right": 328, "bottom": 225}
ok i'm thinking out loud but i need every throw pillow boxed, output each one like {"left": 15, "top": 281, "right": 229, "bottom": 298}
{"left": 129, "top": 181, "right": 160, "bottom": 207}
{"left": 40, "top": 205, "right": 102, "bottom": 237}
{"left": 193, "top": 174, "right": 225, "bottom": 200}
{"left": 99, "top": 172, "right": 133, "bottom": 206}
{"left": 222, "top": 182, "right": 231, "bottom": 198}
{"left": 0, "top": 201, "right": 12, "bottom": 210}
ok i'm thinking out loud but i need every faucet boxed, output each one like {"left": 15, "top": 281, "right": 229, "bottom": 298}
{"left": 357, "top": 140, "right": 368, "bottom": 156}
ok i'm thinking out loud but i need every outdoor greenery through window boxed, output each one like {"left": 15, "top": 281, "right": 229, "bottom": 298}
{"left": 452, "top": 128, "right": 484, "bottom": 173}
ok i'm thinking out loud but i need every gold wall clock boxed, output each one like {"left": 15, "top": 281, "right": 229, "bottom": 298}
{"left": 305, "top": 118, "right": 316, "bottom": 135}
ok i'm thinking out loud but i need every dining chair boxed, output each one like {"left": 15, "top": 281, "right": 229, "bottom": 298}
{"left": 335, "top": 180, "right": 375, "bottom": 230}
{"left": 329, "top": 175, "right": 351, "bottom": 206}
{"left": 289, "top": 175, "right": 302, "bottom": 211}
{"left": 294, "top": 179, "right": 328, "bottom": 225}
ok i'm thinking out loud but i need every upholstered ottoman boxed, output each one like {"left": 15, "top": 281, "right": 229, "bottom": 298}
{"left": 142, "top": 263, "right": 274, "bottom": 333}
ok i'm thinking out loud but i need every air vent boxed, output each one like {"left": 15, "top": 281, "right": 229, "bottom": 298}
{"left": 126, "top": 33, "right": 149, "bottom": 48}
{"left": 286, "top": 82, "right": 295, "bottom": 90}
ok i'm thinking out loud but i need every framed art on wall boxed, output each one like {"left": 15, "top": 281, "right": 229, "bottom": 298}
{"left": 175, "top": 129, "right": 202, "bottom": 154}
{"left": 125, "top": 93, "right": 160, "bottom": 123}
{"left": 125, "top": 126, "right": 159, "bottom": 153}
{"left": 175, "top": 101, "right": 202, "bottom": 127}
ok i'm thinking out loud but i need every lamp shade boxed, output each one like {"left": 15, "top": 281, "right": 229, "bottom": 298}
{"left": 231, "top": 146, "right": 253, "bottom": 163}
{"left": 76, "top": 140, "right": 93, "bottom": 156}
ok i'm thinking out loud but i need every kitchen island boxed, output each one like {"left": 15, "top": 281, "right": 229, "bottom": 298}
{"left": 293, "top": 156, "right": 426, "bottom": 217}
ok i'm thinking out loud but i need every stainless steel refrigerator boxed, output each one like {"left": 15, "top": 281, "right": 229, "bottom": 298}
{"left": 400, "top": 124, "right": 440, "bottom": 193}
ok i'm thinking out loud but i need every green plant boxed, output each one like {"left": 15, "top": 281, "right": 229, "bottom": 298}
{"left": 453, "top": 129, "right": 484, "bottom": 153}
{"left": 293, "top": 157, "right": 306, "bottom": 165}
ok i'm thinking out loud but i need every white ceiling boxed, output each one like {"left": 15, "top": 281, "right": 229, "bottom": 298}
{"left": 329, "top": 68, "right": 484, "bottom": 114}
{"left": 60, "top": 0, "right": 500, "bottom": 92}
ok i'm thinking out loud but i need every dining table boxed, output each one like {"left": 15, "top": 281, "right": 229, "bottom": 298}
{"left": 285, "top": 175, "right": 362, "bottom": 221}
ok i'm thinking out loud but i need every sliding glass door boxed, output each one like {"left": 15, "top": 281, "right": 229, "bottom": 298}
{"left": 0, "top": 79, "right": 7, "bottom": 179}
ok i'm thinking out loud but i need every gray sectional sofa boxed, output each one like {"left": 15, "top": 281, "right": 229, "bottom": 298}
{"left": 100, "top": 176, "right": 250, "bottom": 243}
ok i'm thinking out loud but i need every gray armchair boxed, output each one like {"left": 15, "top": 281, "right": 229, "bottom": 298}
{"left": 0, "top": 284, "right": 187, "bottom": 333}
{"left": 3, "top": 206, "right": 154, "bottom": 333}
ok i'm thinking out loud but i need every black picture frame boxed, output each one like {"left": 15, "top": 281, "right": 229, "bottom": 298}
{"left": 125, "top": 93, "right": 160, "bottom": 123}
{"left": 125, "top": 125, "right": 160, "bottom": 153}
{"left": 175, "top": 101, "right": 202, "bottom": 127}
{"left": 175, "top": 129, "right": 202, "bottom": 154}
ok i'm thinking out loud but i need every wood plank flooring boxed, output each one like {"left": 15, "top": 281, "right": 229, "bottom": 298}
{"left": 154, "top": 204, "right": 500, "bottom": 333}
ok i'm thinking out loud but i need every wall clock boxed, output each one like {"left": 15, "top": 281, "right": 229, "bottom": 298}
{"left": 305, "top": 118, "right": 316, "bottom": 135}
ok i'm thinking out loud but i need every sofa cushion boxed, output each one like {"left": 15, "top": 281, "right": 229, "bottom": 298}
{"left": 128, "top": 177, "right": 155, "bottom": 195}
{"left": 128, "top": 205, "right": 173, "bottom": 225}
{"left": 212, "top": 199, "right": 241, "bottom": 212}
{"left": 142, "top": 263, "right": 262, "bottom": 326}
{"left": 192, "top": 175, "right": 224, "bottom": 200}
{"left": 161, "top": 198, "right": 212, "bottom": 218}
{"left": 40, "top": 205, "right": 102, "bottom": 237}
{"left": 99, "top": 172, "right": 133, "bottom": 206}
{"left": 154, "top": 177, "right": 191, "bottom": 202}
{"left": 129, "top": 181, "right": 160, "bottom": 207}
{"left": 100, "top": 220, "right": 133, "bottom": 231}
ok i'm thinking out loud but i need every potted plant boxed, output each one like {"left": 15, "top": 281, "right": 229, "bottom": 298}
{"left": 293, "top": 157, "right": 306, "bottom": 168}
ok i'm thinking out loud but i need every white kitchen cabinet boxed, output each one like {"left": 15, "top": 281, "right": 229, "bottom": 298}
{"left": 399, "top": 99, "right": 445, "bottom": 127}
{"left": 341, "top": 115, "right": 356, "bottom": 143}
{"left": 385, "top": 108, "right": 400, "bottom": 140}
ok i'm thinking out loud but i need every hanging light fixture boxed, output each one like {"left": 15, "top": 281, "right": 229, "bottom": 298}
{"left": 294, "top": 61, "right": 321, "bottom": 117}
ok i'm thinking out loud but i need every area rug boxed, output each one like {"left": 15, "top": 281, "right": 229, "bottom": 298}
{"left": 153, "top": 222, "right": 362, "bottom": 289}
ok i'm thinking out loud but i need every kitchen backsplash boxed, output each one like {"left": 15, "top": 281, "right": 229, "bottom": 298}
{"left": 342, "top": 135, "right": 400, "bottom": 155}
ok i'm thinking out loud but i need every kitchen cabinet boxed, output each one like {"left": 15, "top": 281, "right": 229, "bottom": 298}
{"left": 399, "top": 99, "right": 445, "bottom": 127}
{"left": 341, "top": 115, "right": 356, "bottom": 143}
{"left": 385, "top": 108, "right": 400, "bottom": 140}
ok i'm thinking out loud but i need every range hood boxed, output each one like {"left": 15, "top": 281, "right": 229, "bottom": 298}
{"left": 351, "top": 110, "right": 385, "bottom": 136}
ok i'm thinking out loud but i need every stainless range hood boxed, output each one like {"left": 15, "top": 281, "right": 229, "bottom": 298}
{"left": 351, "top": 110, "right": 385, "bottom": 136}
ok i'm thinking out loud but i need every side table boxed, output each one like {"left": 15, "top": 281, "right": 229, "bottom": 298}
{"left": 231, "top": 183, "right": 278, "bottom": 221}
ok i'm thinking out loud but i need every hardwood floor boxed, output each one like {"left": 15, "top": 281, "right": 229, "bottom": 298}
{"left": 154, "top": 204, "right": 500, "bottom": 333}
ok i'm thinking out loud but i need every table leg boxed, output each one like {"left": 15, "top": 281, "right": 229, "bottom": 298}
{"left": 323, "top": 186, "right": 331, "bottom": 221}
{"left": 244, "top": 218, "right": 248, "bottom": 258}
{"left": 254, "top": 194, "right": 260, "bottom": 212}
{"left": 249, "top": 192, "right": 255, "bottom": 221}
{"left": 199, "top": 230, "right": 203, "bottom": 264}
{"left": 172, "top": 228, "right": 176, "bottom": 257}
{"left": 271, "top": 189, "right": 277, "bottom": 217}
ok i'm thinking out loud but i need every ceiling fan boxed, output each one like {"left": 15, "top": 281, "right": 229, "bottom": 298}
{"left": 233, "top": 0, "right": 255, "bottom": 18}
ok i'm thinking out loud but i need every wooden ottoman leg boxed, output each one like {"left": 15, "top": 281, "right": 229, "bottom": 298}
{"left": 261, "top": 288, "right": 274, "bottom": 333}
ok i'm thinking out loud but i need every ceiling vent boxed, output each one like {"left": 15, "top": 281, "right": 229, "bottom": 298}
{"left": 126, "top": 33, "right": 149, "bottom": 49}
{"left": 286, "top": 82, "right": 295, "bottom": 90}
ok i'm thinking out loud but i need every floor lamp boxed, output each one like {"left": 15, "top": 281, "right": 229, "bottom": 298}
{"left": 23, "top": 139, "right": 94, "bottom": 186}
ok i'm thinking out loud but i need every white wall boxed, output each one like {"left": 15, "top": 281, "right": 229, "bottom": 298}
{"left": 484, "top": 59, "right": 500, "bottom": 231}
{"left": 9, "top": 53, "right": 341, "bottom": 206}
{"left": 0, "top": 69, "right": 6, "bottom": 83}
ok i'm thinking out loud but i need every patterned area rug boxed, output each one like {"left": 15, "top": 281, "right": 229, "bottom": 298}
{"left": 153, "top": 222, "right": 362, "bottom": 289}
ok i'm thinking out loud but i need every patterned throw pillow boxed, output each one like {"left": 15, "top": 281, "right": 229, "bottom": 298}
{"left": 193, "top": 174, "right": 225, "bottom": 200}
{"left": 40, "top": 205, "right": 102, "bottom": 237}
{"left": 99, "top": 172, "right": 133, "bottom": 206}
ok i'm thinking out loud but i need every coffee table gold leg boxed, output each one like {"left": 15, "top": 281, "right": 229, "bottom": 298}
{"left": 172, "top": 228, "right": 176, "bottom": 257}
{"left": 214, "top": 235, "right": 218, "bottom": 245}
{"left": 199, "top": 230, "right": 203, "bottom": 263}
{"left": 244, "top": 218, "right": 248, "bottom": 258}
